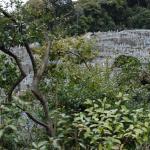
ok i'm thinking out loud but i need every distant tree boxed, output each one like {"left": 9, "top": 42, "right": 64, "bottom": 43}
{"left": 69, "top": 0, "right": 150, "bottom": 34}
{"left": 70, "top": 0, "right": 116, "bottom": 34}
{"left": 127, "top": 0, "right": 148, "bottom": 7}
{"left": 128, "top": 7, "right": 150, "bottom": 29}
{"left": 22, "top": 0, "right": 75, "bottom": 37}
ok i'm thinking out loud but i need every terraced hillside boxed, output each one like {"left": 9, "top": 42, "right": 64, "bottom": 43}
{"left": 86, "top": 30, "right": 150, "bottom": 66}
{"left": 3, "top": 30, "right": 150, "bottom": 92}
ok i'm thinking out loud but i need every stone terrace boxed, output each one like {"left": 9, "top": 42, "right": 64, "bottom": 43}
{"left": 85, "top": 30, "right": 150, "bottom": 66}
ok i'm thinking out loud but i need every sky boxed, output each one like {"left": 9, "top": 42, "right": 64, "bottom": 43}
{"left": 0, "top": 0, "right": 78, "bottom": 11}
{"left": 0, "top": 0, "right": 28, "bottom": 9}
{"left": 0, "top": 0, "right": 78, "bottom": 5}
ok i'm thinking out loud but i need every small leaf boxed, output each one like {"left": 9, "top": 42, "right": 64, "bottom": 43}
{"left": 0, "top": 130, "right": 4, "bottom": 138}
{"left": 32, "top": 142, "right": 38, "bottom": 148}
{"left": 79, "top": 143, "right": 86, "bottom": 149}
{"left": 38, "top": 141, "right": 48, "bottom": 147}
{"left": 117, "top": 92, "right": 123, "bottom": 98}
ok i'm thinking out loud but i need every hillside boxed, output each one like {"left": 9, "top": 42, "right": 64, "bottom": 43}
{"left": 86, "top": 30, "right": 150, "bottom": 66}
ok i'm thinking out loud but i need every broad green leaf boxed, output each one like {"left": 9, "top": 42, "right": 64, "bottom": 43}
{"left": 32, "top": 142, "right": 38, "bottom": 148}
{"left": 7, "top": 125, "right": 17, "bottom": 131}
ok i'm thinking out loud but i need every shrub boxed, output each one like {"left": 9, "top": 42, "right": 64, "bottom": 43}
{"left": 73, "top": 93, "right": 150, "bottom": 149}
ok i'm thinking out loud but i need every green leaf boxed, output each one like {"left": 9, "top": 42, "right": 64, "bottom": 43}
{"left": 38, "top": 141, "right": 48, "bottom": 147}
{"left": 134, "top": 129, "right": 143, "bottom": 135}
{"left": 145, "top": 122, "right": 149, "bottom": 128}
{"left": 122, "top": 117, "right": 133, "bottom": 123}
{"left": 104, "top": 122, "right": 113, "bottom": 131}
{"left": 128, "top": 125, "right": 134, "bottom": 130}
{"left": 79, "top": 143, "right": 86, "bottom": 149}
{"left": 122, "top": 94, "right": 130, "bottom": 101}
{"left": 111, "top": 138, "right": 121, "bottom": 144}
{"left": 116, "top": 92, "right": 123, "bottom": 98}
{"left": 7, "top": 125, "right": 17, "bottom": 131}
{"left": 143, "top": 134, "right": 148, "bottom": 142}
{"left": 32, "top": 142, "right": 38, "bottom": 148}
{"left": 121, "top": 105, "right": 129, "bottom": 112}
{"left": 40, "top": 146, "right": 47, "bottom": 150}
{"left": 0, "top": 129, "right": 4, "bottom": 138}
{"left": 98, "top": 144, "right": 103, "bottom": 150}
{"left": 115, "top": 123, "right": 124, "bottom": 132}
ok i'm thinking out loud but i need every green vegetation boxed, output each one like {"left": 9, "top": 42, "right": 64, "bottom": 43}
{"left": 70, "top": 0, "right": 150, "bottom": 35}
{"left": 20, "top": 0, "right": 150, "bottom": 35}
{"left": 0, "top": 0, "right": 150, "bottom": 149}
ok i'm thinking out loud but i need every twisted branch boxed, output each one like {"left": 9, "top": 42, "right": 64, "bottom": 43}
{"left": 0, "top": 5, "right": 54, "bottom": 137}
{"left": 0, "top": 45, "right": 26, "bottom": 101}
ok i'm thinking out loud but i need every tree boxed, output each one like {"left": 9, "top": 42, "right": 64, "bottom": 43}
{"left": 69, "top": 0, "right": 150, "bottom": 35}
{"left": 0, "top": 0, "right": 74, "bottom": 138}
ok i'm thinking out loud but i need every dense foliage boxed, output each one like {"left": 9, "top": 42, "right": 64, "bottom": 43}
{"left": 0, "top": 0, "right": 150, "bottom": 150}
{"left": 19, "top": 0, "right": 150, "bottom": 35}
{"left": 1, "top": 36, "right": 150, "bottom": 149}
{"left": 70, "top": 0, "right": 150, "bottom": 34}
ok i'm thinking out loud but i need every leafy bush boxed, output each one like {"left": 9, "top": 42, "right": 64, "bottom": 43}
{"left": 113, "top": 55, "right": 141, "bottom": 69}
{"left": 73, "top": 93, "right": 150, "bottom": 149}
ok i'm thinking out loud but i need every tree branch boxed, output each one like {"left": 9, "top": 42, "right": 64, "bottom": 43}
{"left": 16, "top": 105, "right": 48, "bottom": 128}
{"left": 8, "top": 74, "right": 26, "bottom": 100}
{"left": 0, "top": 6, "right": 54, "bottom": 137}
{"left": 31, "top": 36, "right": 55, "bottom": 136}
{"left": 24, "top": 42, "right": 37, "bottom": 74}
{"left": 0, "top": 7, "right": 17, "bottom": 24}
{"left": 31, "top": 36, "right": 51, "bottom": 120}
{"left": 67, "top": 51, "right": 91, "bottom": 71}
{"left": 0, "top": 45, "right": 26, "bottom": 101}
{"left": 31, "top": 89, "right": 49, "bottom": 120}
{"left": 0, "top": 7, "right": 37, "bottom": 75}
{"left": 36, "top": 39, "right": 51, "bottom": 79}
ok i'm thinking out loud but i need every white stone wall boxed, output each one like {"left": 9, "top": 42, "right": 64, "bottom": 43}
{"left": 86, "top": 30, "right": 150, "bottom": 66}
{"left": 10, "top": 46, "right": 34, "bottom": 92}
